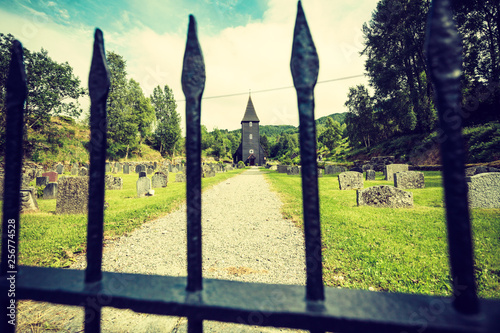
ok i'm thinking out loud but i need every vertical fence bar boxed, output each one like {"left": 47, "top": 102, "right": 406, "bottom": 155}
{"left": 290, "top": 1, "right": 324, "bottom": 303}
{"left": 0, "top": 40, "right": 26, "bottom": 333}
{"left": 182, "top": 15, "right": 205, "bottom": 333}
{"left": 426, "top": 0, "right": 479, "bottom": 314}
{"left": 85, "top": 28, "right": 110, "bottom": 332}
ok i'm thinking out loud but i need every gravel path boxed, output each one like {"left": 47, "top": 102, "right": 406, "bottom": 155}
{"left": 18, "top": 168, "right": 307, "bottom": 332}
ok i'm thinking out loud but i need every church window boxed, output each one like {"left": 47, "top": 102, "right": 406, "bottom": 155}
{"left": 249, "top": 134, "right": 253, "bottom": 139}
{"left": 249, "top": 122, "right": 252, "bottom": 127}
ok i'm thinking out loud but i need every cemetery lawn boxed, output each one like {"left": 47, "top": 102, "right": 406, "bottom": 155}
{"left": 264, "top": 170, "right": 500, "bottom": 299}
{"left": 1, "top": 169, "right": 245, "bottom": 268}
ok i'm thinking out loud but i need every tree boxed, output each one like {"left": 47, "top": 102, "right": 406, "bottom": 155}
{"left": 260, "top": 134, "right": 269, "bottom": 156}
{"left": 210, "top": 128, "right": 225, "bottom": 159}
{"left": 127, "top": 79, "right": 155, "bottom": 146}
{"left": 318, "top": 117, "right": 342, "bottom": 151}
{"left": 344, "top": 85, "right": 377, "bottom": 147}
{"left": 150, "top": 84, "right": 181, "bottom": 157}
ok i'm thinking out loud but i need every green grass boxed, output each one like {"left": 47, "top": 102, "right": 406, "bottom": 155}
{"left": 264, "top": 170, "right": 500, "bottom": 298}
{"left": 3, "top": 168, "right": 245, "bottom": 268}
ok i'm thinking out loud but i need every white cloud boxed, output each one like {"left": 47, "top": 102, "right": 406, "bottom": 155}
{"left": 0, "top": 0, "right": 379, "bottom": 133}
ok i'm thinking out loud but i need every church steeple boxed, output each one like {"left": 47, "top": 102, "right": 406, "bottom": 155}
{"left": 241, "top": 95, "right": 260, "bottom": 123}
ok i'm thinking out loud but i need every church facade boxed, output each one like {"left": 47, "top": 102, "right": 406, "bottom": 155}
{"left": 233, "top": 96, "right": 266, "bottom": 166}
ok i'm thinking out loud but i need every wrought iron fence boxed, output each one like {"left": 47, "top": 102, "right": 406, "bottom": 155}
{"left": 1, "top": 0, "right": 500, "bottom": 332}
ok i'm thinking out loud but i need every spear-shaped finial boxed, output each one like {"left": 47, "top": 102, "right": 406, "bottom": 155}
{"left": 290, "top": 0, "right": 319, "bottom": 92}
{"left": 182, "top": 15, "right": 206, "bottom": 101}
{"left": 88, "top": 29, "right": 110, "bottom": 107}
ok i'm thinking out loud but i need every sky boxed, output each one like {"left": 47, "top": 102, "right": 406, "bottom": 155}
{"left": 0, "top": 0, "right": 379, "bottom": 132}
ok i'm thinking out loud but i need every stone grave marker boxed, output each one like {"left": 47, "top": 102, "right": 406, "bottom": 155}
{"left": 287, "top": 166, "right": 300, "bottom": 175}
{"left": 105, "top": 162, "right": 111, "bottom": 173}
{"left": 152, "top": 172, "right": 168, "bottom": 188}
{"left": 325, "top": 165, "right": 346, "bottom": 175}
{"left": 36, "top": 176, "right": 49, "bottom": 187}
{"left": 116, "top": 163, "right": 122, "bottom": 173}
{"left": 357, "top": 185, "right": 413, "bottom": 208}
{"left": 394, "top": 171, "right": 425, "bottom": 189}
{"left": 71, "top": 167, "right": 78, "bottom": 175}
{"left": 55, "top": 164, "right": 64, "bottom": 174}
{"left": 147, "top": 167, "right": 154, "bottom": 175}
{"left": 105, "top": 175, "right": 123, "bottom": 190}
{"left": 171, "top": 167, "right": 179, "bottom": 173}
{"left": 175, "top": 173, "right": 186, "bottom": 182}
{"left": 123, "top": 164, "right": 130, "bottom": 174}
{"left": 365, "top": 170, "right": 376, "bottom": 181}
{"left": 466, "top": 173, "right": 500, "bottom": 208}
{"left": 349, "top": 166, "right": 363, "bottom": 173}
{"left": 78, "top": 167, "right": 88, "bottom": 177}
{"left": 385, "top": 164, "right": 409, "bottom": 181}
{"left": 139, "top": 171, "right": 147, "bottom": 178}
{"left": 277, "top": 165, "right": 288, "bottom": 173}
{"left": 135, "top": 164, "right": 146, "bottom": 173}
{"left": 203, "top": 170, "right": 216, "bottom": 178}
{"left": 43, "top": 183, "right": 58, "bottom": 200}
{"left": 42, "top": 171, "right": 58, "bottom": 183}
{"left": 137, "top": 177, "right": 152, "bottom": 197}
{"left": 20, "top": 188, "right": 38, "bottom": 212}
{"left": 56, "top": 177, "right": 89, "bottom": 214}
{"left": 338, "top": 171, "right": 363, "bottom": 190}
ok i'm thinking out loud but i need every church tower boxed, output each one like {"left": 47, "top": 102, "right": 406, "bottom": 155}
{"left": 233, "top": 95, "right": 266, "bottom": 166}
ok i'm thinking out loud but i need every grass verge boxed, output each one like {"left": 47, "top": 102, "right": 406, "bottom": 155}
{"left": 2, "top": 168, "right": 245, "bottom": 267}
{"left": 264, "top": 170, "right": 500, "bottom": 298}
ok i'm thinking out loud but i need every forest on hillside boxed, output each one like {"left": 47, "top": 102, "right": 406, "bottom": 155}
{"left": 0, "top": 0, "right": 498, "bottom": 165}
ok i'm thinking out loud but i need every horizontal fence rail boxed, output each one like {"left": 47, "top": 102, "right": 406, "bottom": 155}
{"left": 1, "top": 0, "right": 500, "bottom": 332}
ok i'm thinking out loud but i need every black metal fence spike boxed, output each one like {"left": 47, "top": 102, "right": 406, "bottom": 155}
{"left": 426, "top": 0, "right": 479, "bottom": 315}
{"left": 291, "top": 1, "right": 324, "bottom": 303}
{"left": 89, "top": 28, "right": 110, "bottom": 105}
{"left": 291, "top": 0, "right": 319, "bottom": 92}
{"left": 1, "top": 39, "right": 26, "bottom": 333}
{"left": 182, "top": 15, "right": 205, "bottom": 296}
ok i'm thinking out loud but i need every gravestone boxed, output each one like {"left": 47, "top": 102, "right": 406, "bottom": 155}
{"left": 116, "top": 163, "right": 122, "bottom": 173}
{"left": 20, "top": 188, "right": 38, "bottom": 212}
{"left": 365, "top": 170, "right": 376, "bottom": 181}
{"left": 139, "top": 171, "right": 147, "bottom": 178}
{"left": 36, "top": 176, "right": 49, "bottom": 187}
{"left": 78, "top": 167, "right": 88, "bottom": 177}
{"left": 43, "top": 183, "right": 58, "bottom": 200}
{"left": 171, "top": 167, "right": 179, "bottom": 173}
{"left": 42, "top": 172, "right": 58, "bottom": 183}
{"left": 123, "top": 164, "right": 130, "bottom": 174}
{"left": 466, "top": 173, "right": 500, "bottom": 208}
{"left": 71, "top": 167, "right": 78, "bottom": 175}
{"left": 338, "top": 171, "right": 364, "bottom": 190}
{"left": 56, "top": 177, "right": 89, "bottom": 214}
{"left": 465, "top": 166, "right": 500, "bottom": 177}
{"left": 203, "top": 170, "right": 216, "bottom": 178}
{"left": 349, "top": 167, "right": 363, "bottom": 173}
{"left": 175, "top": 173, "right": 186, "bottom": 182}
{"left": 325, "top": 165, "right": 346, "bottom": 175}
{"left": 105, "top": 175, "right": 123, "bottom": 190}
{"left": 147, "top": 167, "right": 154, "bottom": 175}
{"left": 136, "top": 177, "right": 152, "bottom": 197}
{"left": 394, "top": 171, "right": 425, "bottom": 189}
{"left": 385, "top": 164, "right": 409, "bottom": 181}
{"left": 152, "top": 172, "right": 168, "bottom": 188}
{"left": 135, "top": 164, "right": 146, "bottom": 173}
{"left": 362, "top": 164, "right": 373, "bottom": 171}
{"left": 317, "top": 169, "right": 323, "bottom": 178}
{"left": 105, "top": 162, "right": 111, "bottom": 173}
{"left": 287, "top": 166, "right": 300, "bottom": 175}
{"left": 55, "top": 164, "right": 64, "bottom": 174}
{"left": 357, "top": 185, "right": 413, "bottom": 208}
{"left": 168, "top": 164, "right": 173, "bottom": 172}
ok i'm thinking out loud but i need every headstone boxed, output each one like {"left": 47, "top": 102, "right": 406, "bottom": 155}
{"left": 105, "top": 175, "right": 123, "bottom": 190}
{"left": 357, "top": 185, "right": 413, "bottom": 208}
{"left": 42, "top": 171, "right": 58, "bottom": 183}
{"left": 362, "top": 164, "right": 373, "bottom": 171}
{"left": 277, "top": 165, "right": 288, "bottom": 173}
{"left": 105, "top": 162, "right": 111, "bottom": 173}
{"left": 135, "top": 164, "right": 146, "bottom": 173}
{"left": 152, "top": 172, "right": 168, "bottom": 188}
{"left": 171, "top": 167, "right": 179, "bottom": 173}
{"left": 394, "top": 171, "right": 425, "bottom": 189}
{"left": 56, "top": 177, "right": 89, "bottom": 214}
{"left": 465, "top": 166, "right": 500, "bottom": 177}
{"left": 71, "top": 167, "right": 78, "bottom": 175}
{"left": 116, "top": 163, "right": 122, "bottom": 173}
{"left": 385, "top": 164, "right": 409, "bottom": 181}
{"left": 123, "top": 164, "right": 130, "bottom": 174}
{"left": 147, "top": 167, "right": 154, "bottom": 175}
{"left": 55, "top": 164, "right": 64, "bottom": 174}
{"left": 136, "top": 177, "right": 152, "bottom": 197}
{"left": 317, "top": 169, "right": 323, "bottom": 178}
{"left": 466, "top": 173, "right": 500, "bottom": 208}
{"left": 203, "top": 170, "right": 216, "bottom": 178}
{"left": 338, "top": 171, "right": 364, "bottom": 190}
{"left": 20, "top": 188, "right": 38, "bottom": 212}
{"left": 349, "top": 167, "right": 363, "bottom": 173}
{"left": 78, "top": 167, "right": 88, "bottom": 177}
{"left": 325, "top": 165, "right": 346, "bottom": 175}
{"left": 36, "top": 176, "right": 49, "bottom": 187}
{"left": 175, "top": 173, "right": 186, "bottom": 182}
{"left": 287, "top": 166, "right": 300, "bottom": 175}
{"left": 365, "top": 170, "right": 376, "bottom": 181}
{"left": 139, "top": 171, "right": 147, "bottom": 178}
{"left": 168, "top": 164, "right": 173, "bottom": 172}
{"left": 43, "top": 182, "right": 58, "bottom": 200}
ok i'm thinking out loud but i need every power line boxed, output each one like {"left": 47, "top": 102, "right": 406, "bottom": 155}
{"left": 175, "top": 74, "right": 365, "bottom": 102}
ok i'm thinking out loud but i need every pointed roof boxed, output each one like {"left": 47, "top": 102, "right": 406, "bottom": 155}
{"left": 241, "top": 96, "right": 260, "bottom": 123}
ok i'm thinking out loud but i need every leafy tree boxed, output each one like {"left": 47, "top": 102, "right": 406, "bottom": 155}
{"left": 318, "top": 118, "right": 342, "bottom": 151}
{"left": 344, "top": 85, "right": 377, "bottom": 147}
{"left": 260, "top": 134, "right": 269, "bottom": 156}
{"left": 150, "top": 84, "right": 181, "bottom": 156}
{"left": 127, "top": 79, "right": 155, "bottom": 146}
{"left": 210, "top": 128, "right": 225, "bottom": 159}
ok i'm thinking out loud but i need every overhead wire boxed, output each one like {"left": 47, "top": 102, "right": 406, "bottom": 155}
{"left": 175, "top": 74, "right": 365, "bottom": 102}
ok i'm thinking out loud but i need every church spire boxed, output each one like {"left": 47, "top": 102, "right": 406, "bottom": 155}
{"left": 241, "top": 94, "right": 260, "bottom": 123}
